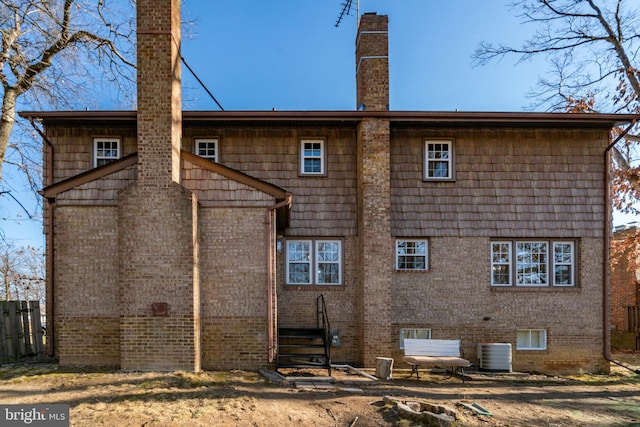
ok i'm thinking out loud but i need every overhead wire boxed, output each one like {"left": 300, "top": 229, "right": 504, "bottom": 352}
{"left": 180, "top": 54, "right": 225, "bottom": 111}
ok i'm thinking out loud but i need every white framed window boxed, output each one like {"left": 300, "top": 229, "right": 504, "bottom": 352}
{"left": 300, "top": 139, "right": 325, "bottom": 175}
{"left": 94, "top": 138, "right": 120, "bottom": 167}
{"left": 516, "top": 329, "right": 547, "bottom": 350}
{"left": 491, "top": 240, "right": 575, "bottom": 287}
{"left": 424, "top": 139, "right": 453, "bottom": 180}
{"left": 553, "top": 242, "right": 574, "bottom": 286}
{"left": 491, "top": 242, "right": 512, "bottom": 286}
{"left": 195, "top": 138, "right": 219, "bottom": 162}
{"left": 396, "top": 240, "right": 428, "bottom": 271}
{"left": 399, "top": 328, "right": 431, "bottom": 349}
{"left": 286, "top": 239, "right": 342, "bottom": 285}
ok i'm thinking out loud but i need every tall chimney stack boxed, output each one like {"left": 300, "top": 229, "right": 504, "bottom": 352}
{"left": 136, "top": 0, "right": 182, "bottom": 185}
{"left": 355, "top": 12, "right": 393, "bottom": 366}
{"left": 356, "top": 13, "right": 389, "bottom": 111}
{"left": 120, "top": 0, "right": 200, "bottom": 372}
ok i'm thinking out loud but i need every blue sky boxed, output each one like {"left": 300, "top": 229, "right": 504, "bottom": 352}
{"left": 178, "top": 0, "right": 542, "bottom": 112}
{"left": 2, "top": 0, "right": 636, "bottom": 248}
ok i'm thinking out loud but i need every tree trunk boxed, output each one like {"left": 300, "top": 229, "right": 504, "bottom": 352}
{"left": 0, "top": 88, "right": 19, "bottom": 184}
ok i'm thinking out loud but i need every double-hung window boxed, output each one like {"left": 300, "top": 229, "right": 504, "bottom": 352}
{"left": 424, "top": 139, "right": 453, "bottom": 180}
{"left": 396, "top": 240, "right": 428, "bottom": 271}
{"left": 195, "top": 138, "right": 219, "bottom": 162}
{"left": 94, "top": 138, "right": 120, "bottom": 167}
{"left": 286, "top": 239, "right": 342, "bottom": 285}
{"left": 491, "top": 240, "right": 575, "bottom": 287}
{"left": 300, "top": 139, "right": 325, "bottom": 175}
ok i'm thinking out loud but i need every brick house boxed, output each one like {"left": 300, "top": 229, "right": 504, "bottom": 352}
{"left": 20, "top": 1, "right": 639, "bottom": 373}
{"left": 611, "top": 225, "right": 640, "bottom": 350}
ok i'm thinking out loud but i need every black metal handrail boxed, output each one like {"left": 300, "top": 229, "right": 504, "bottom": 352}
{"left": 316, "top": 294, "right": 331, "bottom": 366}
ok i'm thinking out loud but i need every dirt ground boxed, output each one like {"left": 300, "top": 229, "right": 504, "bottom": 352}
{"left": 0, "top": 353, "right": 638, "bottom": 427}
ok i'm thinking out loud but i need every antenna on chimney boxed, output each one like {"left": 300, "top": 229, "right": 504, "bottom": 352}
{"left": 335, "top": 0, "right": 360, "bottom": 27}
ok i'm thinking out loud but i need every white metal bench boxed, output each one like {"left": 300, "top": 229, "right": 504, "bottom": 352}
{"left": 402, "top": 338, "right": 471, "bottom": 382}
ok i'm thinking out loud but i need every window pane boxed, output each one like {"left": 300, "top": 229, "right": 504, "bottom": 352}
{"left": 429, "top": 161, "right": 449, "bottom": 177}
{"left": 318, "top": 263, "right": 339, "bottom": 284}
{"left": 555, "top": 265, "right": 571, "bottom": 285}
{"left": 316, "top": 240, "right": 340, "bottom": 284}
{"left": 396, "top": 240, "right": 427, "bottom": 270}
{"left": 517, "top": 329, "right": 546, "bottom": 350}
{"left": 531, "top": 330, "right": 544, "bottom": 348}
{"left": 516, "top": 242, "right": 548, "bottom": 285}
{"left": 94, "top": 139, "right": 119, "bottom": 167}
{"left": 426, "top": 142, "right": 451, "bottom": 179}
{"left": 317, "top": 242, "right": 339, "bottom": 261}
{"left": 553, "top": 242, "right": 573, "bottom": 286}
{"left": 304, "top": 158, "right": 322, "bottom": 173}
{"left": 288, "top": 242, "right": 310, "bottom": 262}
{"left": 288, "top": 264, "right": 310, "bottom": 284}
{"left": 287, "top": 241, "right": 311, "bottom": 284}
{"left": 492, "top": 265, "right": 510, "bottom": 285}
{"left": 196, "top": 139, "right": 218, "bottom": 161}
{"left": 399, "top": 328, "right": 431, "bottom": 349}
{"left": 301, "top": 140, "right": 324, "bottom": 174}
{"left": 491, "top": 242, "right": 511, "bottom": 286}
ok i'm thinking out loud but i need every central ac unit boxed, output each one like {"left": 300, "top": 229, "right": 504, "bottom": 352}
{"left": 478, "top": 343, "right": 512, "bottom": 372}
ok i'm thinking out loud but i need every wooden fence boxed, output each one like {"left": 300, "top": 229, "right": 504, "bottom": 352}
{"left": 0, "top": 301, "right": 45, "bottom": 364}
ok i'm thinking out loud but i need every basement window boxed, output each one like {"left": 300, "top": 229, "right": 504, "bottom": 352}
{"left": 300, "top": 139, "right": 326, "bottom": 175}
{"left": 399, "top": 328, "right": 431, "bottom": 349}
{"left": 94, "top": 138, "right": 120, "bottom": 167}
{"left": 286, "top": 239, "right": 342, "bottom": 285}
{"left": 195, "top": 138, "right": 219, "bottom": 162}
{"left": 516, "top": 329, "right": 547, "bottom": 350}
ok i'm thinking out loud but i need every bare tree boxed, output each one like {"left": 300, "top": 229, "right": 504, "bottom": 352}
{"left": 0, "top": 0, "right": 136, "bottom": 200}
{"left": 0, "top": 241, "right": 42, "bottom": 301}
{"left": 474, "top": 0, "right": 640, "bottom": 198}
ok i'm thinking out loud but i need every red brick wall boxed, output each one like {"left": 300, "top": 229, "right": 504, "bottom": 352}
{"left": 611, "top": 227, "right": 639, "bottom": 331}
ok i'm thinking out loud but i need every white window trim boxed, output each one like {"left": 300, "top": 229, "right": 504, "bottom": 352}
{"left": 516, "top": 329, "right": 547, "bottom": 350}
{"left": 552, "top": 241, "right": 575, "bottom": 287}
{"left": 399, "top": 328, "right": 431, "bottom": 349}
{"left": 285, "top": 240, "right": 312, "bottom": 285}
{"left": 300, "top": 139, "right": 326, "bottom": 175}
{"left": 516, "top": 241, "right": 549, "bottom": 286}
{"left": 424, "top": 139, "right": 453, "bottom": 180}
{"left": 286, "top": 239, "right": 343, "bottom": 285}
{"left": 93, "top": 137, "right": 120, "bottom": 168}
{"left": 395, "top": 239, "right": 429, "bottom": 271}
{"left": 491, "top": 241, "right": 512, "bottom": 286}
{"left": 195, "top": 138, "right": 219, "bottom": 162}
{"left": 315, "top": 240, "right": 342, "bottom": 285}
{"left": 491, "top": 240, "right": 576, "bottom": 287}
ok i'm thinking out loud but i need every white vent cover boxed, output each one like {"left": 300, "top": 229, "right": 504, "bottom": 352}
{"left": 478, "top": 343, "right": 512, "bottom": 372}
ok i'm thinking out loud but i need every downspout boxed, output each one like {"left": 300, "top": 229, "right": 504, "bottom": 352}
{"left": 604, "top": 121, "right": 640, "bottom": 374}
{"left": 28, "top": 118, "right": 55, "bottom": 358}
{"left": 266, "top": 193, "right": 292, "bottom": 363}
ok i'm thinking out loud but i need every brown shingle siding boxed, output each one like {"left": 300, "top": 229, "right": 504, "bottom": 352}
{"left": 391, "top": 127, "right": 608, "bottom": 238}
{"left": 184, "top": 126, "right": 359, "bottom": 236}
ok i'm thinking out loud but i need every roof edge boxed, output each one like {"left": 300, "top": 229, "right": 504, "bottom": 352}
{"left": 18, "top": 110, "right": 640, "bottom": 127}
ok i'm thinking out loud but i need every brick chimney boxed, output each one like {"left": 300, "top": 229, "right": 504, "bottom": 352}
{"left": 137, "top": 0, "right": 182, "bottom": 186}
{"left": 356, "top": 13, "right": 389, "bottom": 111}
{"left": 355, "top": 13, "right": 393, "bottom": 366}
{"left": 119, "top": 0, "right": 200, "bottom": 371}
